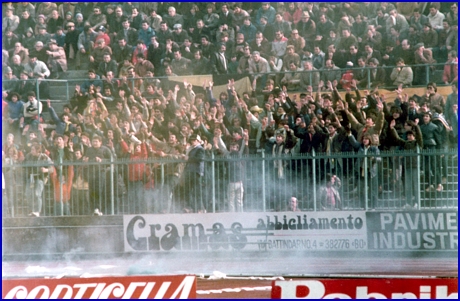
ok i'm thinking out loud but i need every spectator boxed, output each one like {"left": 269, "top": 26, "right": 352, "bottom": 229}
{"left": 163, "top": 6, "right": 184, "bottom": 29}
{"left": 210, "top": 42, "right": 228, "bottom": 75}
{"left": 348, "top": 132, "right": 381, "bottom": 209}
{"left": 300, "top": 61, "right": 320, "bottom": 91}
{"left": 3, "top": 8, "right": 19, "bottom": 33}
{"left": 13, "top": 71, "right": 35, "bottom": 101}
{"left": 443, "top": 50, "right": 458, "bottom": 85}
{"left": 17, "top": 11, "right": 36, "bottom": 39}
{"left": 296, "top": 11, "right": 316, "bottom": 44}
{"left": 420, "top": 23, "right": 438, "bottom": 49}
{"left": 232, "top": 4, "right": 250, "bottom": 33}
{"left": 129, "top": 7, "right": 144, "bottom": 31}
{"left": 46, "top": 39, "right": 67, "bottom": 79}
{"left": 112, "top": 37, "right": 133, "bottom": 66}
{"left": 281, "top": 62, "right": 301, "bottom": 91}
{"left": 271, "top": 30, "right": 288, "bottom": 58}
{"left": 24, "top": 143, "right": 52, "bottom": 217}
{"left": 419, "top": 112, "right": 443, "bottom": 192}
{"left": 36, "top": 2, "right": 57, "bottom": 20}
{"left": 47, "top": 10, "right": 63, "bottom": 34}
{"left": 287, "top": 196, "right": 302, "bottom": 212}
{"left": 171, "top": 23, "right": 189, "bottom": 46}
{"left": 170, "top": 49, "right": 191, "bottom": 76}
{"left": 318, "top": 174, "right": 342, "bottom": 210}
{"left": 24, "top": 52, "right": 50, "bottom": 79}
{"left": 427, "top": 4, "right": 445, "bottom": 31}
{"left": 386, "top": 9, "right": 409, "bottom": 36}
{"left": 97, "top": 53, "right": 118, "bottom": 78}
{"left": 181, "top": 134, "right": 206, "bottom": 213}
{"left": 413, "top": 43, "right": 436, "bottom": 85}
{"left": 367, "top": 58, "right": 386, "bottom": 88}
{"left": 255, "top": 2, "right": 276, "bottom": 26}
{"left": 257, "top": 15, "right": 275, "bottom": 42}
{"left": 239, "top": 17, "right": 257, "bottom": 45}
{"left": 321, "top": 59, "right": 342, "bottom": 86}
{"left": 49, "top": 134, "right": 74, "bottom": 215}
{"left": 117, "top": 18, "right": 138, "bottom": 46}
{"left": 87, "top": 6, "right": 107, "bottom": 32}
{"left": 409, "top": 8, "right": 429, "bottom": 32}
{"left": 390, "top": 58, "right": 413, "bottom": 87}
{"left": 82, "top": 134, "right": 113, "bottom": 215}
{"left": 191, "top": 49, "right": 211, "bottom": 75}
{"left": 249, "top": 51, "right": 269, "bottom": 92}
{"left": 76, "top": 25, "right": 96, "bottom": 69}
{"left": 421, "top": 82, "right": 445, "bottom": 109}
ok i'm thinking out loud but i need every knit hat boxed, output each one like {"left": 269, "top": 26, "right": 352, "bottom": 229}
{"left": 75, "top": 13, "right": 83, "bottom": 19}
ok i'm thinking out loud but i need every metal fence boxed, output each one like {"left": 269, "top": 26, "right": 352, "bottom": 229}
{"left": 2, "top": 62, "right": 450, "bottom": 102}
{"left": 3, "top": 148, "right": 457, "bottom": 217}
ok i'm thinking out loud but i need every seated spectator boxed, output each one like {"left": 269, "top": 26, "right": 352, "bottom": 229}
{"left": 87, "top": 6, "right": 107, "bottom": 32}
{"left": 24, "top": 52, "right": 50, "bottom": 79}
{"left": 47, "top": 10, "right": 64, "bottom": 34}
{"left": 248, "top": 51, "right": 269, "bottom": 92}
{"left": 97, "top": 53, "right": 118, "bottom": 78}
{"left": 281, "top": 62, "right": 301, "bottom": 91}
{"left": 427, "top": 4, "right": 445, "bottom": 31}
{"left": 138, "top": 20, "right": 155, "bottom": 47}
{"left": 443, "top": 50, "right": 458, "bottom": 85}
{"left": 10, "top": 55, "right": 25, "bottom": 79}
{"left": 409, "top": 8, "right": 429, "bottom": 32}
{"left": 35, "top": 24, "right": 52, "bottom": 46}
{"left": 367, "top": 58, "right": 387, "bottom": 88}
{"left": 340, "top": 61, "right": 355, "bottom": 90}
{"left": 239, "top": 17, "right": 257, "bottom": 44}
{"left": 170, "top": 50, "right": 191, "bottom": 76}
{"left": 163, "top": 6, "right": 184, "bottom": 29}
{"left": 300, "top": 61, "right": 320, "bottom": 91}
{"left": 296, "top": 11, "right": 316, "bottom": 44}
{"left": 191, "top": 49, "right": 211, "bottom": 75}
{"left": 129, "top": 7, "right": 145, "bottom": 31}
{"left": 321, "top": 59, "right": 341, "bottom": 87}
{"left": 46, "top": 39, "right": 67, "bottom": 79}
{"left": 257, "top": 15, "right": 275, "bottom": 42}
{"left": 171, "top": 23, "right": 189, "bottom": 46}
{"left": 420, "top": 23, "right": 438, "bottom": 49}
{"left": 80, "top": 69, "right": 103, "bottom": 95}
{"left": 3, "top": 8, "right": 20, "bottom": 34}
{"left": 9, "top": 42, "right": 29, "bottom": 66}
{"left": 390, "top": 58, "right": 413, "bottom": 87}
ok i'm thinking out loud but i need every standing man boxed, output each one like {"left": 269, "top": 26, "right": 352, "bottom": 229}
{"left": 182, "top": 135, "right": 205, "bottom": 213}
{"left": 24, "top": 143, "right": 52, "bottom": 217}
{"left": 49, "top": 134, "right": 74, "bottom": 215}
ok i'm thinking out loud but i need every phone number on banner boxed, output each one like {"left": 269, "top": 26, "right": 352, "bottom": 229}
{"left": 258, "top": 238, "right": 367, "bottom": 250}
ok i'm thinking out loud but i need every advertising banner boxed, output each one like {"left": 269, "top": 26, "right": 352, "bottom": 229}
{"left": 123, "top": 212, "right": 367, "bottom": 252}
{"left": 271, "top": 278, "right": 458, "bottom": 299}
{"left": 366, "top": 211, "right": 458, "bottom": 250}
{"left": 2, "top": 275, "right": 196, "bottom": 299}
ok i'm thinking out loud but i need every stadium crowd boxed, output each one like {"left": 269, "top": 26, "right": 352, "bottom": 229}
{"left": 1, "top": 2, "right": 458, "bottom": 216}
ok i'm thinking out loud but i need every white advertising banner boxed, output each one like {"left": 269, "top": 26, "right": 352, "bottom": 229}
{"left": 123, "top": 212, "right": 367, "bottom": 252}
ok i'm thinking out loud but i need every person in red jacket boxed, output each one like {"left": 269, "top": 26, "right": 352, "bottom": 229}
{"left": 443, "top": 50, "right": 458, "bottom": 85}
{"left": 340, "top": 61, "right": 354, "bottom": 90}
{"left": 120, "top": 135, "right": 151, "bottom": 214}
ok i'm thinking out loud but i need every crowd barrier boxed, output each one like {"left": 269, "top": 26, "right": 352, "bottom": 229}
{"left": 3, "top": 148, "right": 457, "bottom": 217}
{"left": 2, "top": 62, "right": 452, "bottom": 102}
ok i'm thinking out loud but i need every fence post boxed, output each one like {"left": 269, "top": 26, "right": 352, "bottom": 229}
{"left": 36, "top": 79, "right": 40, "bottom": 100}
{"left": 66, "top": 80, "right": 70, "bottom": 102}
{"left": 425, "top": 65, "right": 430, "bottom": 85}
{"left": 110, "top": 154, "right": 114, "bottom": 215}
{"left": 261, "top": 150, "right": 266, "bottom": 212}
{"left": 416, "top": 146, "right": 421, "bottom": 208}
{"left": 211, "top": 152, "right": 216, "bottom": 213}
{"left": 364, "top": 148, "right": 369, "bottom": 210}
{"left": 312, "top": 149, "right": 317, "bottom": 211}
{"left": 367, "top": 68, "right": 371, "bottom": 90}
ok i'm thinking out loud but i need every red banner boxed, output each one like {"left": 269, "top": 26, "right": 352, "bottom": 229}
{"left": 2, "top": 275, "right": 196, "bottom": 299}
{"left": 272, "top": 278, "right": 458, "bottom": 299}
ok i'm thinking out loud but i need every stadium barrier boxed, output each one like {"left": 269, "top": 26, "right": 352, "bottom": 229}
{"left": 3, "top": 148, "right": 457, "bottom": 217}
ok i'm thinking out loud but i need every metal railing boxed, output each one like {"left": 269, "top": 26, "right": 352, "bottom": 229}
{"left": 2, "top": 62, "right": 451, "bottom": 102}
{"left": 2, "top": 148, "right": 457, "bottom": 217}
